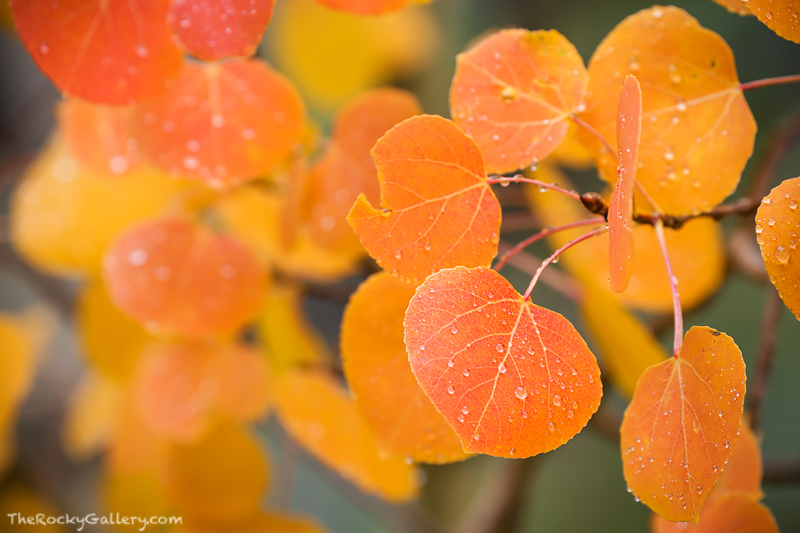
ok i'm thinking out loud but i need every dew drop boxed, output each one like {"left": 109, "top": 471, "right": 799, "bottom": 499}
{"left": 447, "top": 385, "right": 455, "bottom": 395}
{"left": 462, "top": 368, "right": 470, "bottom": 377}
{"left": 775, "top": 246, "right": 790, "bottom": 264}
{"left": 447, "top": 359, "right": 455, "bottom": 368}
{"left": 496, "top": 343, "right": 505, "bottom": 353}
{"left": 515, "top": 387, "right": 528, "bottom": 400}
{"left": 462, "top": 405, "right": 470, "bottom": 415}
{"left": 498, "top": 362, "right": 507, "bottom": 374}
{"left": 547, "top": 422, "right": 555, "bottom": 432}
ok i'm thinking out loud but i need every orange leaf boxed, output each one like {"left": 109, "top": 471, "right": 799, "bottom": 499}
{"left": 651, "top": 493, "right": 778, "bottom": 533}
{"left": 134, "top": 342, "right": 271, "bottom": 440}
{"left": 609, "top": 75, "right": 642, "bottom": 292}
{"left": 710, "top": 0, "right": 753, "bottom": 16}
{"left": 756, "top": 177, "right": 800, "bottom": 321}
{"left": 341, "top": 272, "right": 469, "bottom": 464}
{"left": 306, "top": 88, "right": 421, "bottom": 256}
{"left": 58, "top": 99, "right": 142, "bottom": 176}
{"left": 450, "top": 29, "right": 588, "bottom": 175}
{"left": 621, "top": 326, "right": 746, "bottom": 523}
{"left": 405, "top": 266, "right": 602, "bottom": 458}
{"left": 168, "top": 0, "right": 275, "bottom": 61}
{"left": 348, "top": 115, "right": 501, "bottom": 284}
{"left": 747, "top": 0, "right": 800, "bottom": 43}
{"left": 9, "top": 0, "right": 182, "bottom": 104}
{"left": 275, "top": 369, "right": 418, "bottom": 502}
{"left": 579, "top": 6, "right": 756, "bottom": 216}
{"left": 103, "top": 217, "right": 269, "bottom": 337}
{"left": 162, "top": 421, "right": 269, "bottom": 523}
{"left": 135, "top": 59, "right": 306, "bottom": 187}
{"left": 709, "top": 419, "right": 763, "bottom": 503}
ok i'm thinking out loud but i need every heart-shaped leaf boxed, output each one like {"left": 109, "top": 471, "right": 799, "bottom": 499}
{"left": 450, "top": 29, "right": 588, "bottom": 175}
{"left": 348, "top": 115, "right": 502, "bottom": 284}
{"left": 621, "top": 326, "right": 746, "bottom": 523}
{"left": 405, "top": 266, "right": 602, "bottom": 458}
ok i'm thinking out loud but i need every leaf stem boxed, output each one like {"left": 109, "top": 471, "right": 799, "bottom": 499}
{"left": 494, "top": 218, "right": 605, "bottom": 272}
{"left": 571, "top": 115, "right": 619, "bottom": 165}
{"left": 522, "top": 227, "right": 605, "bottom": 300}
{"left": 487, "top": 175, "right": 581, "bottom": 201}
{"left": 749, "top": 285, "right": 782, "bottom": 434}
{"left": 653, "top": 220, "right": 683, "bottom": 357}
{"left": 740, "top": 73, "right": 800, "bottom": 92}
{"left": 497, "top": 243, "right": 585, "bottom": 303}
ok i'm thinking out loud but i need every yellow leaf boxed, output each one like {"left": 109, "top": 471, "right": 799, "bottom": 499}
{"left": 266, "top": 0, "right": 439, "bottom": 113}
{"left": 581, "top": 285, "right": 668, "bottom": 397}
{"left": 63, "top": 373, "right": 122, "bottom": 459}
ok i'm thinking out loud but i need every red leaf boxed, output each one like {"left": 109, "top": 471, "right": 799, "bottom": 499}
{"left": 621, "top": 326, "right": 746, "bottom": 523}
{"left": 10, "top": 0, "right": 182, "bottom": 104}
{"left": 608, "top": 75, "right": 642, "bottom": 293}
{"left": 348, "top": 115, "right": 502, "bottom": 284}
{"left": 168, "top": 0, "right": 275, "bottom": 61}
{"left": 449, "top": 29, "right": 588, "bottom": 175}
{"left": 405, "top": 266, "right": 602, "bottom": 458}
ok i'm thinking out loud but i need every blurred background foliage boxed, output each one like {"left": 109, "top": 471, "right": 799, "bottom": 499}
{"left": 1, "top": 0, "right": 799, "bottom": 532}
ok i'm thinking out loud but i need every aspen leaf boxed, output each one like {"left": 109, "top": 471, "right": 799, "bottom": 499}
{"left": 348, "top": 115, "right": 502, "bottom": 284}
{"left": 621, "top": 326, "right": 746, "bottom": 523}
{"left": 77, "top": 280, "right": 150, "bottom": 382}
{"left": 275, "top": 370, "right": 418, "bottom": 502}
{"left": 581, "top": 285, "right": 668, "bottom": 398}
{"left": 710, "top": 0, "right": 754, "bottom": 16}
{"left": 306, "top": 88, "right": 422, "bottom": 256}
{"left": 63, "top": 374, "right": 121, "bottom": 459}
{"left": 163, "top": 421, "right": 269, "bottom": 523}
{"left": 214, "top": 186, "right": 360, "bottom": 281}
{"left": 549, "top": 122, "right": 593, "bottom": 170}
{"left": 102, "top": 473, "right": 169, "bottom": 533}
{"left": 525, "top": 169, "right": 725, "bottom": 312}
{"left": 9, "top": 0, "right": 182, "bottom": 104}
{"left": 746, "top": 0, "right": 800, "bottom": 43}
{"left": 135, "top": 59, "right": 305, "bottom": 187}
{"left": 103, "top": 217, "right": 269, "bottom": 337}
{"left": 258, "top": 284, "right": 328, "bottom": 375}
{"left": 755, "top": 177, "right": 800, "bottom": 321}
{"left": 450, "top": 29, "right": 588, "bottom": 175}
{"left": 651, "top": 493, "right": 778, "bottom": 533}
{"left": 168, "top": 0, "right": 275, "bottom": 61}
{"left": 58, "top": 98, "right": 143, "bottom": 176}
{"left": 134, "top": 342, "right": 271, "bottom": 441}
{"left": 405, "top": 266, "right": 602, "bottom": 458}
{"left": 10, "top": 137, "right": 186, "bottom": 276}
{"left": 609, "top": 75, "right": 642, "bottom": 293}
{"left": 107, "top": 399, "right": 167, "bottom": 477}
{"left": 579, "top": 6, "right": 756, "bottom": 216}
{"left": 268, "top": 0, "right": 438, "bottom": 112}
{"left": 341, "top": 272, "right": 469, "bottom": 464}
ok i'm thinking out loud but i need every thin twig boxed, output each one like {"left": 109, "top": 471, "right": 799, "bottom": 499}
{"left": 494, "top": 218, "right": 605, "bottom": 272}
{"left": 497, "top": 243, "right": 584, "bottom": 303}
{"left": 571, "top": 115, "right": 618, "bottom": 165}
{"left": 0, "top": 244, "right": 75, "bottom": 319}
{"left": 488, "top": 175, "right": 581, "bottom": 201}
{"left": 740, "top": 73, "right": 800, "bottom": 92}
{"left": 764, "top": 457, "right": 800, "bottom": 483}
{"left": 278, "top": 431, "right": 301, "bottom": 510}
{"left": 654, "top": 221, "right": 683, "bottom": 356}
{"left": 749, "top": 286, "right": 782, "bottom": 434}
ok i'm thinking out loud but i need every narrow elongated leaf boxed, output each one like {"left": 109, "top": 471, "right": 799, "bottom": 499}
{"left": 579, "top": 6, "right": 756, "bottom": 216}
{"left": 341, "top": 272, "right": 468, "bottom": 464}
{"left": 348, "top": 115, "right": 501, "bottom": 284}
{"left": 450, "top": 29, "right": 588, "bottom": 175}
{"left": 756, "top": 177, "right": 800, "bottom": 321}
{"left": 405, "top": 266, "right": 602, "bottom": 458}
{"left": 621, "top": 326, "right": 746, "bottom": 523}
{"left": 609, "top": 75, "right": 642, "bottom": 292}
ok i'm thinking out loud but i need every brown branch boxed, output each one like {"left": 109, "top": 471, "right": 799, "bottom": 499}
{"left": 748, "top": 286, "right": 782, "bottom": 433}
{"left": 764, "top": 457, "right": 800, "bottom": 484}
{"left": 454, "top": 458, "right": 540, "bottom": 533}
{"left": 0, "top": 244, "right": 75, "bottom": 319}
{"left": 580, "top": 193, "right": 757, "bottom": 230}
{"left": 500, "top": 211, "right": 539, "bottom": 233}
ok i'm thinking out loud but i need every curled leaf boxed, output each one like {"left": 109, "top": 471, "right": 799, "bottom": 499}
{"left": 621, "top": 326, "right": 746, "bottom": 523}
{"left": 450, "top": 29, "right": 588, "bottom": 175}
{"left": 608, "top": 75, "right": 642, "bottom": 292}
{"left": 348, "top": 114, "right": 501, "bottom": 284}
{"left": 405, "top": 266, "right": 602, "bottom": 458}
